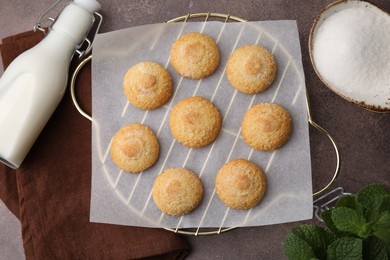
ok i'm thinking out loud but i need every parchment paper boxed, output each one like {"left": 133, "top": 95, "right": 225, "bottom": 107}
{"left": 90, "top": 20, "right": 313, "bottom": 229}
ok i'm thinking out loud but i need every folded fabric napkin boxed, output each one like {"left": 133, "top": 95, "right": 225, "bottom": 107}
{"left": 0, "top": 30, "right": 190, "bottom": 259}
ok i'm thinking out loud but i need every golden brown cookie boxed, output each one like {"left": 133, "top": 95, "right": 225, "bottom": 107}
{"left": 241, "top": 103, "right": 292, "bottom": 151}
{"left": 110, "top": 123, "right": 159, "bottom": 173}
{"left": 226, "top": 44, "right": 277, "bottom": 94}
{"left": 124, "top": 61, "right": 172, "bottom": 110}
{"left": 215, "top": 158, "right": 267, "bottom": 210}
{"left": 152, "top": 168, "right": 203, "bottom": 216}
{"left": 169, "top": 96, "right": 222, "bottom": 148}
{"left": 170, "top": 32, "right": 220, "bottom": 79}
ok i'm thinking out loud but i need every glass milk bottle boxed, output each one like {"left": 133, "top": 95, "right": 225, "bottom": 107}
{"left": 0, "top": 0, "right": 101, "bottom": 169}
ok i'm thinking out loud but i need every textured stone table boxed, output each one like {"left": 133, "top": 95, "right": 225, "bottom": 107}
{"left": 1, "top": 0, "right": 389, "bottom": 259}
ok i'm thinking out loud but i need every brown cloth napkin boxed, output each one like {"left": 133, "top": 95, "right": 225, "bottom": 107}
{"left": 0, "top": 30, "right": 190, "bottom": 259}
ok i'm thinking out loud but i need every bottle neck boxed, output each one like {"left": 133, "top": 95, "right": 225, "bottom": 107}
{"left": 34, "top": 2, "right": 96, "bottom": 60}
{"left": 51, "top": 2, "right": 95, "bottom": 49}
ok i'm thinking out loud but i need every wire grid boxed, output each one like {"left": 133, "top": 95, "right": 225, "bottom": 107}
{"left": 89, "top": 14, "right": 312, "bottom": 235}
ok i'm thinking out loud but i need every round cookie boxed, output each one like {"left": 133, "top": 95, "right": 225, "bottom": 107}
{"left": 110, "top": 123, "right": 159, "bottom": 173}
{"left": 152, "top": 168, "right": 203, "bottom": 216}
{"left": 215, "top": 158, "right": 267, "bottom": 210}
{"left": 169, "top": 96, "right": 222, "bottom": 148}
{"left": 124, "top": 61, "right": 172, "bottom": 110}
{"left": 241, "top": 103, "right": 292, "bottom": 151}
{"left": 170, "top": 32, "right": 220, "bottom": 79}
{"left": 226, "top": 44, "right": 277, "bottom": 94}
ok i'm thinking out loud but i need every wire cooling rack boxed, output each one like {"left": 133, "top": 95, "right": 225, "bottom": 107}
{"left": 70, "top": 13, "right": 340, "bottom": 235}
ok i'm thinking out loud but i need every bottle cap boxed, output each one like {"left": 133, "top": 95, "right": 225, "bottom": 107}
{"left": 74, "top": 0, "right": 101, "bottom": 13}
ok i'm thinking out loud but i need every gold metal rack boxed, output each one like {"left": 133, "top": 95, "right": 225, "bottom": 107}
{"left": 70, "top": 13, "right": 340, "bottom": 235}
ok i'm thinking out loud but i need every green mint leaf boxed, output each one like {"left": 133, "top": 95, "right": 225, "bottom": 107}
{"left": 356, "top": 184, "right": 390, "bottom": 212}
{"left": 321, "top": 209, "right": 342, "bottom": 235}
{"left": 336, "top": 195, "right": 358, "bottom": 210}
{"left": 373, "top": 211, "right": 390, "bottom": 252}
{"left": 363, "top": 236, "right": 389, "bottom": 260}
{"left": 284, "top": 233, "right": 317, "bottom": 260}
{"left": 291, "top": 224, "right": 334, "bottom": 258}
{"left": 327, "top": 237, "right": 363, "bottom": 260}
{"left": 332, "top": 207, "right": 368, "bottom": 238}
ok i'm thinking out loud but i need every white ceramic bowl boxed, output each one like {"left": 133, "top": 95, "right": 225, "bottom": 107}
{"left": 309, "top": 0, "right": 390, "bottom": 112}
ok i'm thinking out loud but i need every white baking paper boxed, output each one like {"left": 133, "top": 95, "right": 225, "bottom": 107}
{"left": 90, "top": 20, "right": 313, "bottom": 229}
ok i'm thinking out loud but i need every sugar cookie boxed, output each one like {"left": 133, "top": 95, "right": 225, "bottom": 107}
{"left": 170, "top": 96, "right": 222, "bottom": 148}
{"left": 226, "top": 44, "right": 277, "bottom": 94}
{"left": 111, "top": 123, "right": 159, "bottom": 173}
{"left": 124, "top": 61, "right": 172, "bottom": 110}
{"left": 152, "top": 168, "right": 203, "bottom": 216}
{"left": 170, "top": 32, "right": 220, "bottom": 79}
{"left": 242, "top": 103, "right": 292, "bottom": 151}
{"left": 215, "top": 159, "right": 267, "bottom": 210}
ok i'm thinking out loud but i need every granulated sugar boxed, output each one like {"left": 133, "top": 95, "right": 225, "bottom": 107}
{"left": 312, "top": 1, "right": 390, "bottom": 110}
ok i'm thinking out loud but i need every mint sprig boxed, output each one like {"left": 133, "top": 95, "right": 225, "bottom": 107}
{"left": 284, "top": 183, "right": 390, "bottom": 260}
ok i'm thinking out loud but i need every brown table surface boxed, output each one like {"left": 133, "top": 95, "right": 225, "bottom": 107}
{"left": 1, "top": 0, "right": 389, "bottom": 259}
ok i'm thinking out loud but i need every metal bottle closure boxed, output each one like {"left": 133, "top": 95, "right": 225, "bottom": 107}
{"left": 0, "top": 0, "right": 102, "bottom": 169}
